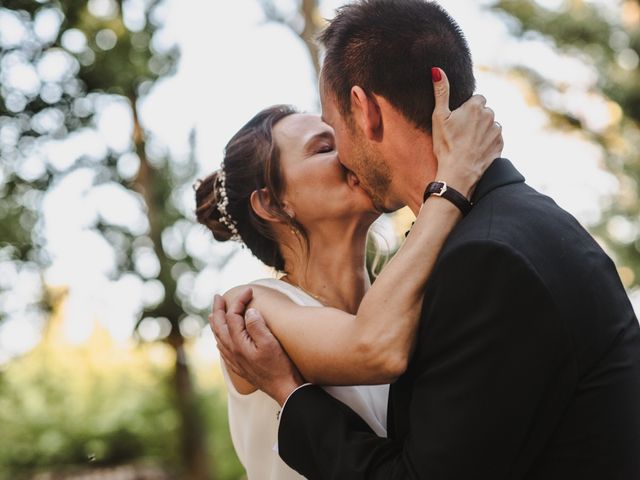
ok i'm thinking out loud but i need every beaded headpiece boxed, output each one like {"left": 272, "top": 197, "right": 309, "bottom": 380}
{"left": 216, "top": 162, "right": 242, "bottom": 242}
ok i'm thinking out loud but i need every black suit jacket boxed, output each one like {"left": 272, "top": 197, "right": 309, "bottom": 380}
{"left": 278, "top": 159, "right": 640, "bottom": 479}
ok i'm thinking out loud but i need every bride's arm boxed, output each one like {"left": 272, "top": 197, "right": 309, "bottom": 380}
{"left": 221, "top": 70, "right": 503, "bottom": 388}
{"left": 224, "top": 197, "right": 463, "bottom": 388}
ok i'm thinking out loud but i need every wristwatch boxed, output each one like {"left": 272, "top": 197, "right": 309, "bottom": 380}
{"left": 423, "top": 181, "right": 473, "bottom": 216}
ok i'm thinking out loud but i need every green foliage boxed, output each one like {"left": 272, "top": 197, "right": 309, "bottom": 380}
{"left": 0, "top": 337, "right": 243, "bottom": 479}
{"left": 492, "top": 0, "right": 640, "bottom": 290}
{"left": 0, "top": 0, "right": 182, "bottom": 323}
{"left": 0, "top": 1, "right": 235, "bottom": 478}
{"left": 199, "top": 385, "right": 246, "bottom": 480}
{"left": 0, "top": 0, "right": 165, "bottom": 322}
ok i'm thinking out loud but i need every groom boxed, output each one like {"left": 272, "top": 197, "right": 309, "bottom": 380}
{"left": 213, "top": 1, "right": 640, "bottom": 478}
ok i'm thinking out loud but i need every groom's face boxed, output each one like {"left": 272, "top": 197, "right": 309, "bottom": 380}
{"left": 320, "top": 80, "right": 394, "bottom": 213}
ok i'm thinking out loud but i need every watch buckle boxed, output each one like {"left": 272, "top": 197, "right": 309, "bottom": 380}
{"left": 434, "top": 182, "right": 448, "bottom": 197}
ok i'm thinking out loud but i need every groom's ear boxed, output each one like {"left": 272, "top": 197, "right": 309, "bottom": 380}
{"left": 351, "top": 86, "right": 382, "bottom": 141}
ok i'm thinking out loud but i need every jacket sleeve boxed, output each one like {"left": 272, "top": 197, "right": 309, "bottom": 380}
{"left": 278, "top": 241, "right": 576, "bottom": 480}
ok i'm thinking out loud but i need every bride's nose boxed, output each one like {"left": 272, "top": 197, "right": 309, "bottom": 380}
{"left": 332, "top": 155, "right": 345, "bottom": 171}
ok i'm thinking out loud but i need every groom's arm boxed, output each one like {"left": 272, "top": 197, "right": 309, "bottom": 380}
{"left": 277, "top": 240, "right": 576, "bottom": 479}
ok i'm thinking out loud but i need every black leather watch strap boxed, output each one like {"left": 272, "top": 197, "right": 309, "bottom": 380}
{"left": 423, "top": 181, "right": 473, "bottom": 216}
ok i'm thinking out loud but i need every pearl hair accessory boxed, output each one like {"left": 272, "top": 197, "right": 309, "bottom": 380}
{"left": 216, "top": 162, "right": 242, "bottom": 242}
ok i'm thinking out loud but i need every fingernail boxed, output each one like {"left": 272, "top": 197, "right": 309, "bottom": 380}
{"left": 431, "top": 67, "right": 442, "bottom": 82}
{"left": 245, "top": 308, "right": 258, "bottom": 320}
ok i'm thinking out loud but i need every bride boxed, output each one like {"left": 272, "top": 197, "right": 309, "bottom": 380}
{"left": 196, "top": 71, "right": 502, "bottom": 479}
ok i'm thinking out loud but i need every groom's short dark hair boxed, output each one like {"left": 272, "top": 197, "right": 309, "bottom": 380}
{"left": 319, "top": 0, "right": 475, "bottom": 132}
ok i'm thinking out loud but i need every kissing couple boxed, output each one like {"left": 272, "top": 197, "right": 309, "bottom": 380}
{"left": 197, "top": 1, "right": 640, "bottom": 479}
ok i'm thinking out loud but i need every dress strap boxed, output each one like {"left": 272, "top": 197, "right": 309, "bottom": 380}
{"left": 249, "top": 278, "right": 323, "bottom": 307}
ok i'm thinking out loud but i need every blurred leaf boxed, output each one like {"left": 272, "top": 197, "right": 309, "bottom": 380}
{"left": 492, "top": 0, "right": 640, "bottom": 291}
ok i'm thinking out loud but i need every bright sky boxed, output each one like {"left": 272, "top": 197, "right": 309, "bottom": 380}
{"left": 1, "top": 0, "right": 638, "bottom": 362}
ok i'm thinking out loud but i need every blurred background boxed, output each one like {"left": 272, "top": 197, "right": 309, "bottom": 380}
{"left": 0, "top": 0, "right": 638, "bottom": 478}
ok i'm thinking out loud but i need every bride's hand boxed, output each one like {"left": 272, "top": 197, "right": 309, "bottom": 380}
{"left": 430, "top": 67, "right": 504, "bottom": 198}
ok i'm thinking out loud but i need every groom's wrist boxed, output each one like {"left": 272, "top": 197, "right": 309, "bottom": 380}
{"left": 272, "top": 378, "right": 306, "bottom": 407}
{"left": 430, "top": 174, "right": 474, "bottom": 199}
{"left": 423, "top": 180, "right": 474, "bottom": 216}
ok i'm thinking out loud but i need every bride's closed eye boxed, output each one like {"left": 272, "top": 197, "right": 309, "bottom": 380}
{"left": 303, "top": 130, "right": 336, "bottom": 157}
{"left": 316, "top": 144, "right": 335, "bottom": 154}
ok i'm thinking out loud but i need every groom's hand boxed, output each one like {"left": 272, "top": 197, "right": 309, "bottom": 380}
{"left": 210, "top": 289, "right": 304, "bottom": 406}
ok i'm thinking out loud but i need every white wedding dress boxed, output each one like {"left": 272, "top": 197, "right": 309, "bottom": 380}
{"left": 221, "top": 278, "right": 389, "bottom": 480}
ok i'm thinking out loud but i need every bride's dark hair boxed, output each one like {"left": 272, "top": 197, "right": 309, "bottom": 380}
{"left": 195, "top": 105, "right": 306, "bottom": 271}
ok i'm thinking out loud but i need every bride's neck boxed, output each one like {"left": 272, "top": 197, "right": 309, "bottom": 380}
{"left": 282, "top": 221, "right": 371, "bottom": 314}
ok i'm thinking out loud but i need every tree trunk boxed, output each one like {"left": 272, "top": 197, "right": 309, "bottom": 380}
{"left": 129, "top": 96, "right": 213, "bottom": 480}
{"left": 170, "top": 332, "right": 213, "bottom": 480}
{"left": 261, "top": 0, "right": 323, "bottom": 77}
{"left": 299, "top": 0, "right": 322, "bottom": 77}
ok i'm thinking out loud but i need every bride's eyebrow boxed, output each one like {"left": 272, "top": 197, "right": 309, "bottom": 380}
{"left": 303, "top": 131, "right": 334, "bottom": 155}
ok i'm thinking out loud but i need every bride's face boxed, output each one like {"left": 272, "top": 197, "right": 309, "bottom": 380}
{"left": 272, "top": 113, "right": 379, "bottom": 227}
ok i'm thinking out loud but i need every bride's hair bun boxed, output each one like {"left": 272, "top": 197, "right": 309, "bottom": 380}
{"left": 194, "top": 172, "right": 235, "bottom": 242}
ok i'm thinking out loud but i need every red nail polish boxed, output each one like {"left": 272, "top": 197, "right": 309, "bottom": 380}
{"left": 431, "top": 67, "right": 442, "bottom": 82}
